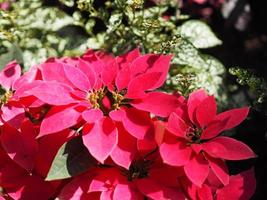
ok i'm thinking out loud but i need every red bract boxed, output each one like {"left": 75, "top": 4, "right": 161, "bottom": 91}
{"left": 0, "top": 120, "right": 38, "bottom": 172}
{"left": 180, "top": 168, "right": 256, "bottom": 200}
{"left": 0, "top": 61, "right": 40, "bottom": 128}
{"left": 0, "top": 61, "right": 24, "bottom": 128}
{"left": 0, "top": 49, "right": 257, "bottom": 200}
{"left": 24, "top": 49, "right": 182, "bottom": 168}
{"left": 0, "top": 145, "right": 55, "bottom": 200}
{"left": 159, "top": 89, "right": 256, "bottom": 187}
{"left": 59, "top": 153, "right": 185, "bottom": 200}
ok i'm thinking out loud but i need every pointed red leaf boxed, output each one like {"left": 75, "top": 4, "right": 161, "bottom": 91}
{"left": 126, "top": 72, "right": 162, "bottom": 99}
{"left": 184, "top": 153, "right": 209, "bottom": 187}
{"left": 39, "top": 105, "right": 81, "bottom": 136}
{"left": 203, "top": 136, "right": 256, "bottom": 160}
{"left": 196, "top": 95, "right": 217, "bottom": 127}
{"left": 130, "top": 54, "right": 171, "bottom": 88}
{"left": 146, "top": 54, "right": 172, "bottom": 89}
{"left": 200, "top": 119, "right": 228, "bottom": 140}
{"left": 116, "top": 48, "right": 140, "bottom": 69}
{"left": 160, "top": 139, "right": 192, "bottom": 166}
{"left": 109, "top": 109, "right": 126, "bottom": 121}
{"left": 63, "top": 65, "right": 91, "bottom": 91}
{"left": 206, "top": 154, "right": 229, "bottom": 186}
{"left": 188, "top": 89, "right": 208, "bottom": 125}
{"left": 121, "top": 108, "right": 153, "bottom": 140}
{"left": 110, "top": 125, "right": 137, "bottom": 169}
{"left": 13, "top": 65, "right": 39, "bottom": 91}
{"left": 26, "top": 81, "right": 76, "bottom": 105}
{"left": 115, "top": 66, "right": 131, "bottom": 91}
{"left": 131, "top": 92, "right": 182, "bottom": 117}
{"left": 82, "top": 117, "right": 118, "bottom": 163}
{"left": 40, "top": 62, "right": 71, "bottom": 85}
{"left": 0, "top": 124, "right": 38, "bottom": 172}
{"left": 77, "top": 59, "right": 97, "bottom": 88}
{"left": 102, "top": 61, "right": 118, "bottom": 89}
{"left": 130, "top": 54, "right": 156, "bottom": 76}
{"left": 167, "top": 112, "right": 188, "bottom": 138}
{"left": 214, "top": 107, "right": 249, "bottom": 131}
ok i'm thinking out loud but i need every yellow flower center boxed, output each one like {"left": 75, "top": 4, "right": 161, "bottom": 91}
{"left": 87, "top": 89, "right": 104, "bottom": 109}
{"left": 0, "top": 90, "right": 12, "bottom": 106}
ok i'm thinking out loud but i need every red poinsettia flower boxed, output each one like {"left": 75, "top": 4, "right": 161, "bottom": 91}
{"left": 180, "top": 167, "right": 256, "bottom": 200}
{"left": 24, "top": 49, "right": 181, "bottom": 168}
{"left": 159, "top": 89, "right": 256, "bottom": 187}
{"left": 58, "top": 151, "right": 185, "bottom": 200}
{"left": 0, "top": 61, "right": 41, "bottom": 128}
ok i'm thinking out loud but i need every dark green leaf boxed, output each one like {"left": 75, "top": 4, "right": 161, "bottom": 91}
{"left": 46, "top": 136, "right": 96, "bottom": 181}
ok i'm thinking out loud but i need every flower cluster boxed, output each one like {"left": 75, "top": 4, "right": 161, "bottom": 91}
{"left": 0, "top": 49, "right": 256, "bottom": 200}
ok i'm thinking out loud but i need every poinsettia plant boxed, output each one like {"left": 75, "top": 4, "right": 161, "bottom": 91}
{"left": 0, "top": 48, "right": 256, "bottom": 200}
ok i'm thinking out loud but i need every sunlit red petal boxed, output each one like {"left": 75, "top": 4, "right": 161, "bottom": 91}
{"left": 126, "top": 72, "right": 162, "bottom": 99}
{"left": 131, "top": 92, "right": 182, "bottom": 117}
{"left": 39, "top": 105, "right": 81, "bottom": 136}
{"left": 121, "top": 108, "right": 153, "bottom": 140}
{"left": 40, "top": 62, "right": 71, "bottom": 85}
{"left": 203, "top": 136, "right": 256, "bottom": 160}
{"left": 63, "top": 64, "right": 91, "bottom": 91}
{"left": 116, "top": 48, "right": 140, "bottom": 69}
{"left": 77, "top": 59, "right": 97, "bottom": 88}
{"left": 115, "top": 66, "right": 131, "bottom": 91}
{"left": 196, "top": 95, "right": 217, "bottom": 127}
{"left": 160, "top": 139, "right": 192, "bottom": 166}
{"left": 184, "top": 153, "right": 209, "bottom": 187}
{"left": 167, "top": 112, "right": 188, "bottom": 138}
{"left": 26, "top": 81, "right": 76, "bottom": 105}
{"left": 188, "top": 89, "right": 208, "bottom": 125}
{"left": 214, "top": 107, "right": 249, "bottom": 131}
{"left": 110, "top": 125, "right": 137, "bottom": 169}
{"left": 82, "top": 117, "right": 118, "bottom": 163}
{"left": 206, "top": 154, "right": 229, "bottom": 186}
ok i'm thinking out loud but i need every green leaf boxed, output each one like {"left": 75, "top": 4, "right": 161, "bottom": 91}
{"left": 180, "top": 20, "right": 222, "bottom": 49}
{"left": 107, "top": 13, "right": 123, "bottom": 33}
{"left": 202, "top": 54, "right": 225, "bottom": 75}
{"left": 171, "top": 38, "right": 206, "bottom": 68}
{"left": 0, "top": 44, "right": 23, "bottom": 70}
{"left": 46, "top": 136, "right": 96, "bottom": 181}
